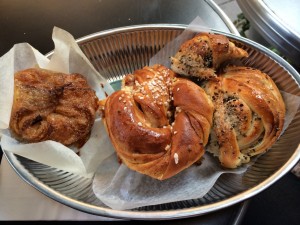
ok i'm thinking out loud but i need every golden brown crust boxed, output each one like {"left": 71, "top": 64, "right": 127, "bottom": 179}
{"left": 9, "top": 68, "right": 99, "bottom": 148}
{"left": 171, "top": 33, "right": 248, "bottom": 79}
{"left": 103, "top": 65, "right": 214, "bottom": 180}
{"left": 204, "top": 66, "right": 285, "bottom": 168}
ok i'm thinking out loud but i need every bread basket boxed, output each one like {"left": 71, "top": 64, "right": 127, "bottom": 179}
{"left": 4, "top": 24, "right": 300, "bottom": 219}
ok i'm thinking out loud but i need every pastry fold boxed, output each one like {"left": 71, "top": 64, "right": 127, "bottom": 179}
{"left": 9, "top": 68, "right": 98, "bottom": 148}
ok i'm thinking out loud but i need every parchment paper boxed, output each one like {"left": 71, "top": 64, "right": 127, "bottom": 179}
{"left": 0, "top": 27, "right": 115, "bottom": 177}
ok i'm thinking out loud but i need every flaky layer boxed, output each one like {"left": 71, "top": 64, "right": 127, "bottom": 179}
{"left": 10, "top": 68, "right": 98, "bottom": 148}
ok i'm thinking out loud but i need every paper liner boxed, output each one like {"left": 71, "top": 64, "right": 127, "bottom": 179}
{"left": 0, "top": 27, "right": 115, "bottom": 177}
{"left": 149, "top": 17, "right": 211, "bottom": 67}
{"left": 93, "top": 152, "right": 250, "bottom": 210}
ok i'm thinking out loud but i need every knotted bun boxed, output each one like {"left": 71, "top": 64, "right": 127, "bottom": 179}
{"left": 102, "top": 64, "right": 214, "bottom": 180}
{"left": 9, "top": 68, "right": 98, "bottom": 148}
{"left": 204, "top": 66, "right": 285, "bottom": 168}
{"left": 171, "top": 33, "right": 248, "bottom": 79}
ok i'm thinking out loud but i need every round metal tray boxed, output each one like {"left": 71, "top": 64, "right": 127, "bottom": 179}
{"left": 4, "top": 24, "right": 300, "bottom": 220}
{"left": 237, "top": 0, "right": 300, "bottom": 67}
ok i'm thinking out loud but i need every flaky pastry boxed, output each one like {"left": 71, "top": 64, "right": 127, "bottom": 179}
{"left": 9, "top": 68, "right": 98, "bottom": 148}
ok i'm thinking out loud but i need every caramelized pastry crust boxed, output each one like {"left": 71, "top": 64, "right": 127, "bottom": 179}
{"left": 204, "top": 66, "right": 285, "bottom": 168}
{"left": 171, "top": 33, "right": 248, "bottom": 79}
{"left": 102, "top": 65, "right": 214, "bottom": 180}
{"left": 9, "top": 68, "right": 98, "bottom": 148}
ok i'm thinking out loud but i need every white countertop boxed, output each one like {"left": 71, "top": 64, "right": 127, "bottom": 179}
{"left": 0, "top": 156, "right": 120, "bottom": 221}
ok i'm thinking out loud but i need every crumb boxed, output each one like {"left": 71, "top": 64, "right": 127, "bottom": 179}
{"left": 174, "top": 153, "right": 179, "bottom": 164}
{"left": 165, "top": 144, "right": 171, "bottom": 151}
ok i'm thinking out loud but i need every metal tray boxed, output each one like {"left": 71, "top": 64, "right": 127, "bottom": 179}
{"left": 4, "top": 24, "right": 300, "bottom": 220}
{"left": 237, "top": 0, "right": 300, "bottom": 67}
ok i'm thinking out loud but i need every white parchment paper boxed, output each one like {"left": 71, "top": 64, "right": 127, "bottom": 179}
{"left": 149, "top": 17, "right": 211, "bottom": 67}
{"left": 93, "top": 152, "right": 250, "bottom": 210}
{"left": 0, "top": 27, "right": 115, "bottom": 177}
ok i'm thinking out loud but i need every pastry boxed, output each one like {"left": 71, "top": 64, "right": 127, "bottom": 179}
{"left": 204, "top": 66, "right": 285, "bottom": 168}
{"left": 171, "top": 32, "right": 248, "bottom": 79}
{"left": 9, "top": 68, "right": 99, "bottom": 148}
{"left": 101, "top": 64, "right": 214, "bottom": 180}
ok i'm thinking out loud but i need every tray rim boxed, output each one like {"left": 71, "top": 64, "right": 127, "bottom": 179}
{"left": 4, "top": 24, "right": 300, "bottom": 220}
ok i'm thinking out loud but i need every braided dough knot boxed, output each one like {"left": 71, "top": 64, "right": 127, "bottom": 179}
{"left": 205, "top": 66, "right": 285, "bottom": 168}
{"left": 103, "top": 65, "right": 214, "bottom": 180}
